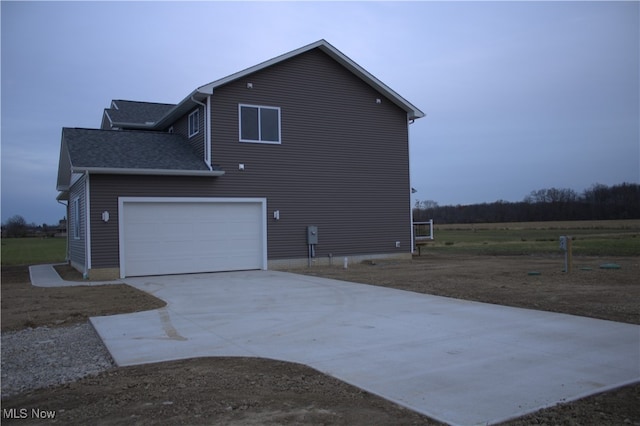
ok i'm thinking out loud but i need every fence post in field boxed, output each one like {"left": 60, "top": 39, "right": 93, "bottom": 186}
{"left": 560, "top": 236, "right": 573, "bottom": 273}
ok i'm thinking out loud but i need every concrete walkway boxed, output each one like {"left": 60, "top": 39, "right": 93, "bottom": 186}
{"left": 29, "top": 264, "right": 121, "bottom": 287}
{"left": 87, "top": 270, "right": 640, "bottom": 426}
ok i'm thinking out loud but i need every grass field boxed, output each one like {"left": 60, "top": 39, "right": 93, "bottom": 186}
{"left": 1, "top": 238, "right": 67, "bottom": 266}
{"left": 1, "top": 220, "right": 638, "bottom": 266}
{"left": 418, "top": 219, "right": 640, "bottom": 256}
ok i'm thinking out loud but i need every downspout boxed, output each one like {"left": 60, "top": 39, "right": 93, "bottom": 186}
{"left": 190, "top": 96, "right": 212, "bottom": 170}
{"left": 206, "top": 95, "right": 212, "bottom": 167}
{"left": 408, "top": 116, "right": 415, "bottom": 254}
{"left": 84, "top": 171, "right": 91, "bottom": 279}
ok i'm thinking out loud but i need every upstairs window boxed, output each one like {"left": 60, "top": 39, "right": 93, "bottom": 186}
{"left": 188, "top": 109, "right": 199, "bottom": 137}
{"left": 239, "top": 104, "right": 281, "bottom": 144}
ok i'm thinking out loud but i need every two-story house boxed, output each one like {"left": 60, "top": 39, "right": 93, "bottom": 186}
{"left": 56, "top": 39, "right": 424, "bottom": 279}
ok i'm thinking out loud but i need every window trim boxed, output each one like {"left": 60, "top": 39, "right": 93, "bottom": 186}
{"left": 72, "top": 197, "right": 80, "bottom": 240}
{"left": 188, "top": 109, "right": 199, "bottom": 138}
{"left": 238, "top": 104, "right": 281, "bottom": 144}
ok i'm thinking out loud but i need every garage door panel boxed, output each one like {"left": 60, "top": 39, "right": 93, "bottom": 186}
{"left": 121, "top": 200, "right": 264, "bottom": 277}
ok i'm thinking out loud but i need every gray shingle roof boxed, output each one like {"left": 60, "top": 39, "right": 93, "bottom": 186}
{"left": 106, "top": 100, "right": 176, "bottom": 126}
{"left": 63, "top": 128, "right": 210, "bottom": 171}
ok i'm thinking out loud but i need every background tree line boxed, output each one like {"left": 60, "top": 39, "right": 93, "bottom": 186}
{"left": 1, "top": 215, "right": 66, "bottom": 238}
{"left": 413, "top": 182, "right": 640, "bottom": 224}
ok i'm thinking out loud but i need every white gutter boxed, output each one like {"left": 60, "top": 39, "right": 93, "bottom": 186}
{"left": 190, "top": 95, "right": 212, "bottom": 170}
{"left": 107, "top": 121, "right": 156, "bottom": 130}
{"left": 206, "top": 95, "right": 212, "bottom": 168}
{"left": 84, "top": 172, "right": 91, "bottom": 278}
{"left": 71, "top": 167, "right": 225, "bottom": 177}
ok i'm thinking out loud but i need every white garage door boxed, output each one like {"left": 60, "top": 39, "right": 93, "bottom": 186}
{"left": 120, "top": 199, "right": 265, "bottom": 277}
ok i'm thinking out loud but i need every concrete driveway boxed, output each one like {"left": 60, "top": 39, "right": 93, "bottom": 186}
{"left": 90, "top": 270, "right": 640, "bottom": 426}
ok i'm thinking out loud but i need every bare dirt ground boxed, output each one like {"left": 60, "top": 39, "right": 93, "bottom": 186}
{"left": 2, "top": 254, "right": 639, "bottom": 425}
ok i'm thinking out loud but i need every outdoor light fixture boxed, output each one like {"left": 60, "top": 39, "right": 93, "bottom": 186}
{"left": 273, "top": 210, "right": 280, "bottom": 220}
{"left": 101, "top": 211, "right": 110, "bottom": 223}
{"left": 246, "top": 82, "right": 253, "bottom": 89}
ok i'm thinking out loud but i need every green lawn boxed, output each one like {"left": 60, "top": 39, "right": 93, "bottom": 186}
{"left": 1, "top": 238, "right": 67, "bottom": 266}
{"left": 425, "top": 224, "right": 640, "bottom": 256}
{"left": 3, "top": 221, "right": 638, "bottom": 267}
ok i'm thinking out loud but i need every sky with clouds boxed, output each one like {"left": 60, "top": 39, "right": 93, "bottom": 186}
{"left": 1, "top": 1, "right": 638, "bottom": 225}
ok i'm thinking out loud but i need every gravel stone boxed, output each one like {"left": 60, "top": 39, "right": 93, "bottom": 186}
{"left": 1, "top": 322, "right": 115, "bottom": 398}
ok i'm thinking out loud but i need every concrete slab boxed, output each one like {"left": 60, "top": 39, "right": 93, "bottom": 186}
{"left": 90, "top": 270, "right": 640, "bottom": 426}
{"left": 29, "top": 264, "right": 121, "bottom": 287}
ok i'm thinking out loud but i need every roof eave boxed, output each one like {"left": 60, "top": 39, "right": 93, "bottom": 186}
{"left": 151, "top": 89, "right": 209, "bottom": 130}
{"left": 109, "top": 122, "right": 157, "bottom": 130}
{"left": 136, "top": 40, "right": 424, "bottom": 129}
{"left": 71, "top": 166, "right": 225, "bottom": 177}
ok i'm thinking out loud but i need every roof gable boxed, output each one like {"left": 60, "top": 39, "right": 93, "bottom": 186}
{"left": 195, "top": 40, "right": 424, "bottom": 120}
{"left": 148, "top": 40, "right": 424, "bottom": 130}
{"left": 103, "top": 100, "right": 176, "bottom": 129}
{"left": 106, "top": 40, "right": 423, "bottom": 132}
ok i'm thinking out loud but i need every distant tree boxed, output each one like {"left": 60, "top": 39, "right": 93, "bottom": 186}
{"left": 4, "top": 215, "right": 28, "bottom": 238}
{"left": 524, "top": 187, "right": 578, "bottom": 204}
{"left": 417, "top": 200, "right": 439, "bottom": 209}
{"left": 413, "top": 200, "right": 439, "bottom": 221}
{"left": 413, "top": 182, "right": 639, "bottom": 224}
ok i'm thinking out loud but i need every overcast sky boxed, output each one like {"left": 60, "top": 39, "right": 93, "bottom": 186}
{"left": 2, "top": 1, "right": 638, "bottom": 225}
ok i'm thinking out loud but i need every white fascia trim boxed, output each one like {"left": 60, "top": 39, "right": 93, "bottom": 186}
{"left": 72, "top": 167, "right": 224, "bottom": 177}
{"left": 118, "top": 197, "right": 268, "bottom": 278}
{"left": 104, "top": 110, "right": 114, "bottom": 127}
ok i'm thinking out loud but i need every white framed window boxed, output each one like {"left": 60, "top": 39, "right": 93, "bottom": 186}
{"left": 188, "top": 109, "right": 199, "bottom": 137}
{"left": 239, "top": 104, "right": 281, "bottom": 144}
{"left": 73, "top": 197, "right": 80, "bottom": 239}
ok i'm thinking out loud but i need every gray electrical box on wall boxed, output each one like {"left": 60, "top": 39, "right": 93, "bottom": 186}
{"left": 307, "top": 225, "right": 318, "bottom": 244}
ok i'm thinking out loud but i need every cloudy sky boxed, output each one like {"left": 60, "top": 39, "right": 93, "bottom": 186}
{"left": 2, "top": 1, "right": 638, "bottom": 225}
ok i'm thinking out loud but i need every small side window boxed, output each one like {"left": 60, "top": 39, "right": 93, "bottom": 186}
{"left": 73, "top": 197, "right": 80, "bottom": 239}
{"left": 188, "top": 109, "right": 199, "bottom": 137}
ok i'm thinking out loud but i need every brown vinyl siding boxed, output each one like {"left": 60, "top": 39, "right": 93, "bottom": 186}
{"left": 89, "top": 175, "right": 223, "bottom": 268}
{"left": 209, "top": 49, "right": 411, "bottom": 260}
{"left": 88, "top": 48, "right": 412, "bottom": 268}
{"left": 69, "top": 174, "right": 87, "bottom": 270}
{"left": 170, "top": 106, "right": 205, "bottom": 159}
